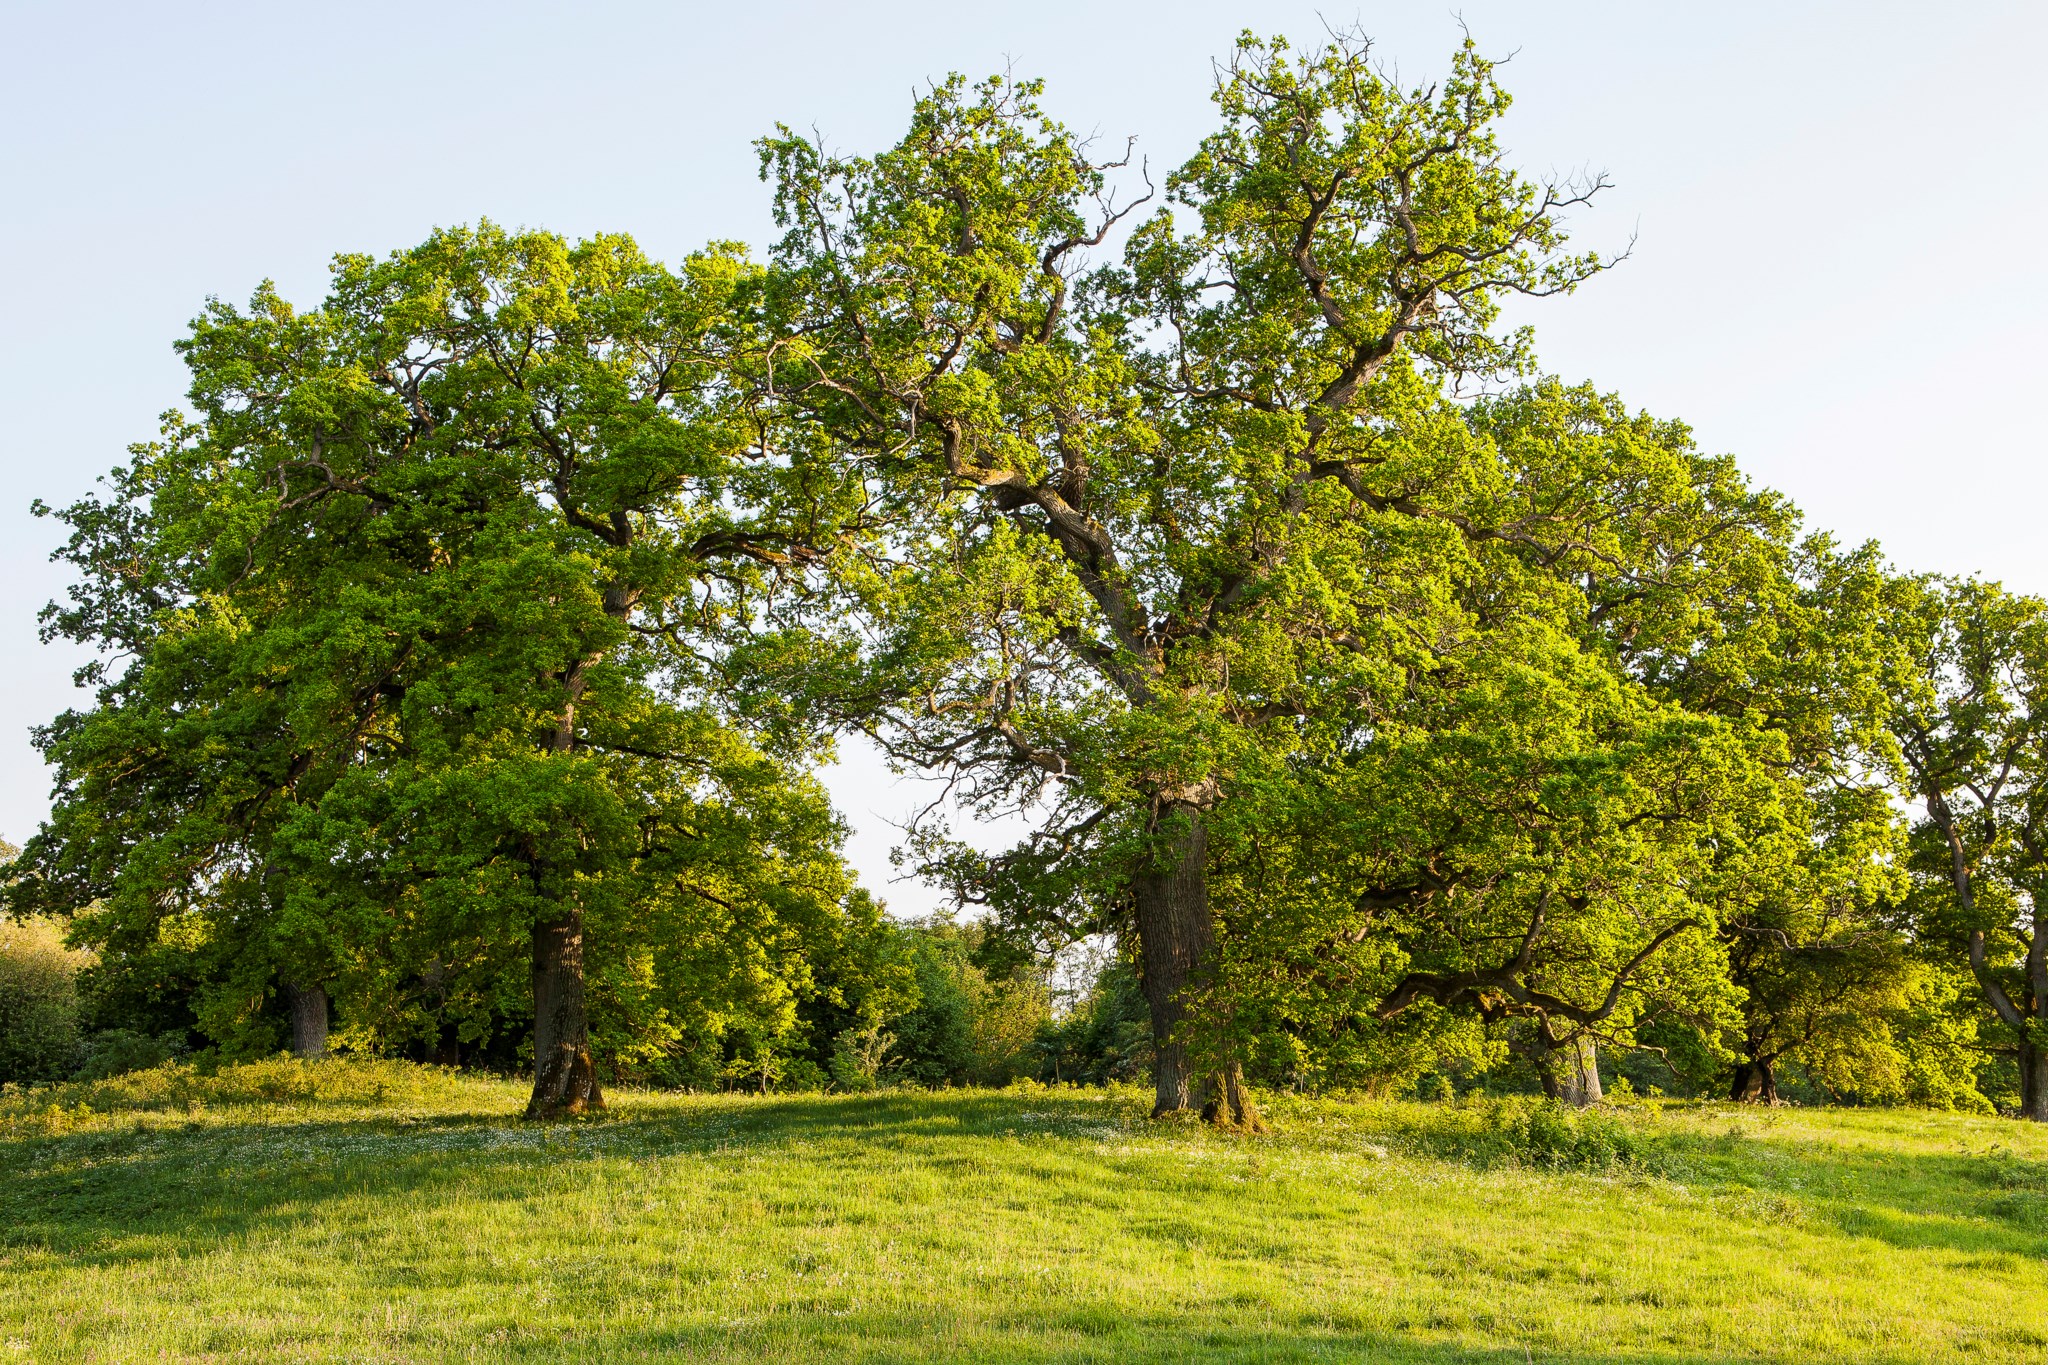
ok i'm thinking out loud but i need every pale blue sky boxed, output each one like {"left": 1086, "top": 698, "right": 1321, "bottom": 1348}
{"left": 4, "top": 2, "right": 2042, "bottom": 911}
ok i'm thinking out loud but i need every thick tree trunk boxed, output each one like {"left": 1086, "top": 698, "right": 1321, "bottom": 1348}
{"left": 2021, "top": 1041, "right": 2048, "bottom": 1123}
{"left": 526, "top": 910, "right": 602, "bottom": 1120}
{"left": 1732, "top": 1054, "right": 1780, "bottom": 1104}
{"left": 285, "top": 982, "right": 328, "bottom": 1059}
{"left": 1133, "top": 807, "right": 1215, "bottom": 1120}
{"left": 1555, "top": 1034, "right": 1602, "bottom": 1108}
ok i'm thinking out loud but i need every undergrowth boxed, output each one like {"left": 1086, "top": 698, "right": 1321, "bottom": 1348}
{"left": 1363, "top": 1093, "right": 1667, "bottom": 1172}
{"left": 0, "top": 1055, "right": 478, "bottom": 1129}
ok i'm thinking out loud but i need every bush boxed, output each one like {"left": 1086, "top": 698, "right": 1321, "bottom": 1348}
{"left": 828, "top": 1023, "right": 895, "bottom": 1092}
{"left": 0, "top": 916, "right": 91, "bottom": 1083}
{"left": 1030, "top": 955, "right": 1150, "bottom": 1086}
{"left": 1386, "top": 1095, "right": 1664, "bottom": 1172}
{"left": 75, "top": 1028, "right": 186, "bottom": 1080}
{"left": 776, "top": 1056, "right": 829, "bottom": 1093}
{"left": 887, "top": 919, "right": 1051, "bottom": 1088}
{"left": 0, "top": 1055, "right": 470, "bottom": 1122}
{"left": 68, "top": 903, "right": 207, "bottom": 1053}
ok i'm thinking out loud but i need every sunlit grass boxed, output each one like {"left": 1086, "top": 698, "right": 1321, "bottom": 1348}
{"left": 2, "top": 1060, "right": 2044, "bottom": 1362}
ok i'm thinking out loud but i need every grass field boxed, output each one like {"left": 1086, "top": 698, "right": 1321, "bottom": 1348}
{"left": 2, "top": 1060, "right": 2045, "bottom": 1363}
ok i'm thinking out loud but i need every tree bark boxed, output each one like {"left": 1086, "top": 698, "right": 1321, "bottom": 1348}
{"left": 1200, "top": 1061, "right": 1267, "bottom": 1133}
{"left": 1752, "top": 1057, "right": 1778, "bottom": 1106}
{"left": 526, "top": 909, "right": 603, "bottom": 1120}
{"left": 1732, "top": 1052, "right": 1780, "bottom": 1104}
{"left": 2022, "top": 1041, "right": 2048, "bottom": 1123}
{"left": 285, "top": 982, "right": 328, "bottom": 1059}
{"left": 1133, "top": 806, "right": 1215, "bottom": 1119}
{"left": 1554, "top": 1034, "right": 1602, "bottom": 1108}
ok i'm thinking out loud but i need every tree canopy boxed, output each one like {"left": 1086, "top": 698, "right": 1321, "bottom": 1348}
{"left": 7, "top": 28, "right": 2042, "bottom": 1126}
{"left": 18, "top": 226, "right": 884, "bottom": 1117}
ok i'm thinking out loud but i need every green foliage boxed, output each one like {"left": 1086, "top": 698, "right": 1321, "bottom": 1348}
{"left": 1884, "top": 576, "right": 2048, "bottom": 1115}
{"left": 885, "top": 918, "right": 1051, "bottom": 1088}
{"left": 69, "top": 904, "right": 207, "bottom": 1052}
{"left": 756, "top": 29, "right": 1842, "bottom": 1111}
{"left": 72, "top": 1028, "right": 187, "bottom": 1081}
{"left": 1887, "top": 964, "right": 1999, "bottom": 1111}
{"left": 12, "top": 225, "right": 877, "bottom": 1105}
{"left": 825, "top": 1022, "right": 894, "bottom": 1093}
{"left": 0, "top": 1055, "right": 474, "bottom": 1121}
{"left": 1031, "top": 952, "right": 1152, "bottom": 1085}
{"left": 13, "top": 26, "right": 2041, "bottom": 1126}
{"left": 1382, "top": 1094, "right": 1664, "bottom": 1172}
{"left": 0, "top": 916, "right": 89, "bottom": 1083}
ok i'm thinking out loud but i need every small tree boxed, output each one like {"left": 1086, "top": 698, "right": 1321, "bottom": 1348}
{"left": 1885, "top": 577, "right": 2048, "bottom": 1120}
{"left": 0, "top": 910, "right": 90, "bottom": 1084}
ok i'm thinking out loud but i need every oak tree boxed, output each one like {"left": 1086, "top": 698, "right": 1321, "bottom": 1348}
{"left": 760, "top": 34, "right": 1794, "bottom": 1121}
{"left": 1886, "top": 577, "right": 2048, "bottom": 1120}
{"left": 14, "top": 226, "right": 873, "bottom": 1117}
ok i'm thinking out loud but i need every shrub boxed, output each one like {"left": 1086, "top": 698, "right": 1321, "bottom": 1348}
{"left": 886, "top": 934, "right": 980, "bottom": 1086}
{"left": 1030, "top": 955, "right": 1150, "bottom": 1086}
{"left": 828, "top": 1023, "right": 895, "bottom": 1092}
{"left": 888, "top": 919, "right": 1052, "bottom": 1088}
{"left": 74, "top": 1028, "right": 186, "bottom": 1080}
{"left": 0, "top": 1055, "right": 469, "bottom": 1122}
{"left": 0, "top": 916, "right": 91, "bottom": 1083}
{"left": 776, "top": 1056, "right": 829, "bottom": 1093}
{"left": 1386, "top": 1095, "right": 1664, "bottom": 1172}
{"left": 69, "top": 902, "right": 207, "bottom": 1052}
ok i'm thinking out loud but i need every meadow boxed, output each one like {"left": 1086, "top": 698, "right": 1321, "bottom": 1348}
{"left": 2, "top": 1060, "right": 2045, "bottom": 1364}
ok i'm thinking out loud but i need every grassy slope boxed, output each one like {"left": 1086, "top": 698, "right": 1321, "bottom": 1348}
{"left": 1, "top": 1062, "right": 2045, "bottom": 1364}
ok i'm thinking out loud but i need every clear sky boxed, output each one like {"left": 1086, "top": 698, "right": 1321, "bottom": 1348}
{"left": 4, "top": 1, "right": 2042, "bottom": 911}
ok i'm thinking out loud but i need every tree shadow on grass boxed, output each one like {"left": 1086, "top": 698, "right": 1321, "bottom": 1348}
{"left": 0, "top": 1090, "right": 1136, "bottom": 1265}
{"left": 5, "top": 1088, "right": 2045, "bottom": 1289}
{"left": 6, "top": 1092, "right": 2045, "bottom": 1364}
{"left": 1650, "top": 1126, "right": 2048, "bottom": 1261}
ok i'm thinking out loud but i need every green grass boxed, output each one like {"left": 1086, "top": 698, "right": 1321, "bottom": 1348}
{"left": 2, "top": 1060, "right": 2045, "bottom": 1363}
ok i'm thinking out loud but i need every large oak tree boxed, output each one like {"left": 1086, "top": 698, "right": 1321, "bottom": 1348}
{"left": 763, "top": 34, "right": 1795, "bottom": 1120}
{"left": 13, "top": 226, "right": 875, "bottom": 1117}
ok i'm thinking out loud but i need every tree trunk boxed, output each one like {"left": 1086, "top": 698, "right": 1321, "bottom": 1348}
{"left": 1133, "top": 806, "right": 1214, "bottom": 1120}
{"left": 1200, "top": 1061, "right": 1267, "bottom": 1134}
{"left": 526, "top": 910, "right": 603, "bottom": 1120}
{"left": 285, "top": 982, "right": 328, "bottom": 1059}
{"left": 1753, "top": 1057, "right": 1779, "bottom": 1106}
{"left": 1555, "top": 1034, "right": 1602, "bottom": 1108}
{"left": 2021, "top": 1041, "right": 2048, "bottom": 1123}
{"left": 1732, "top": 1053, "right": 1781, "bottom": 1104}
{"left": 2027, "top": 900, "right": 2048, "bottom": 1122}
